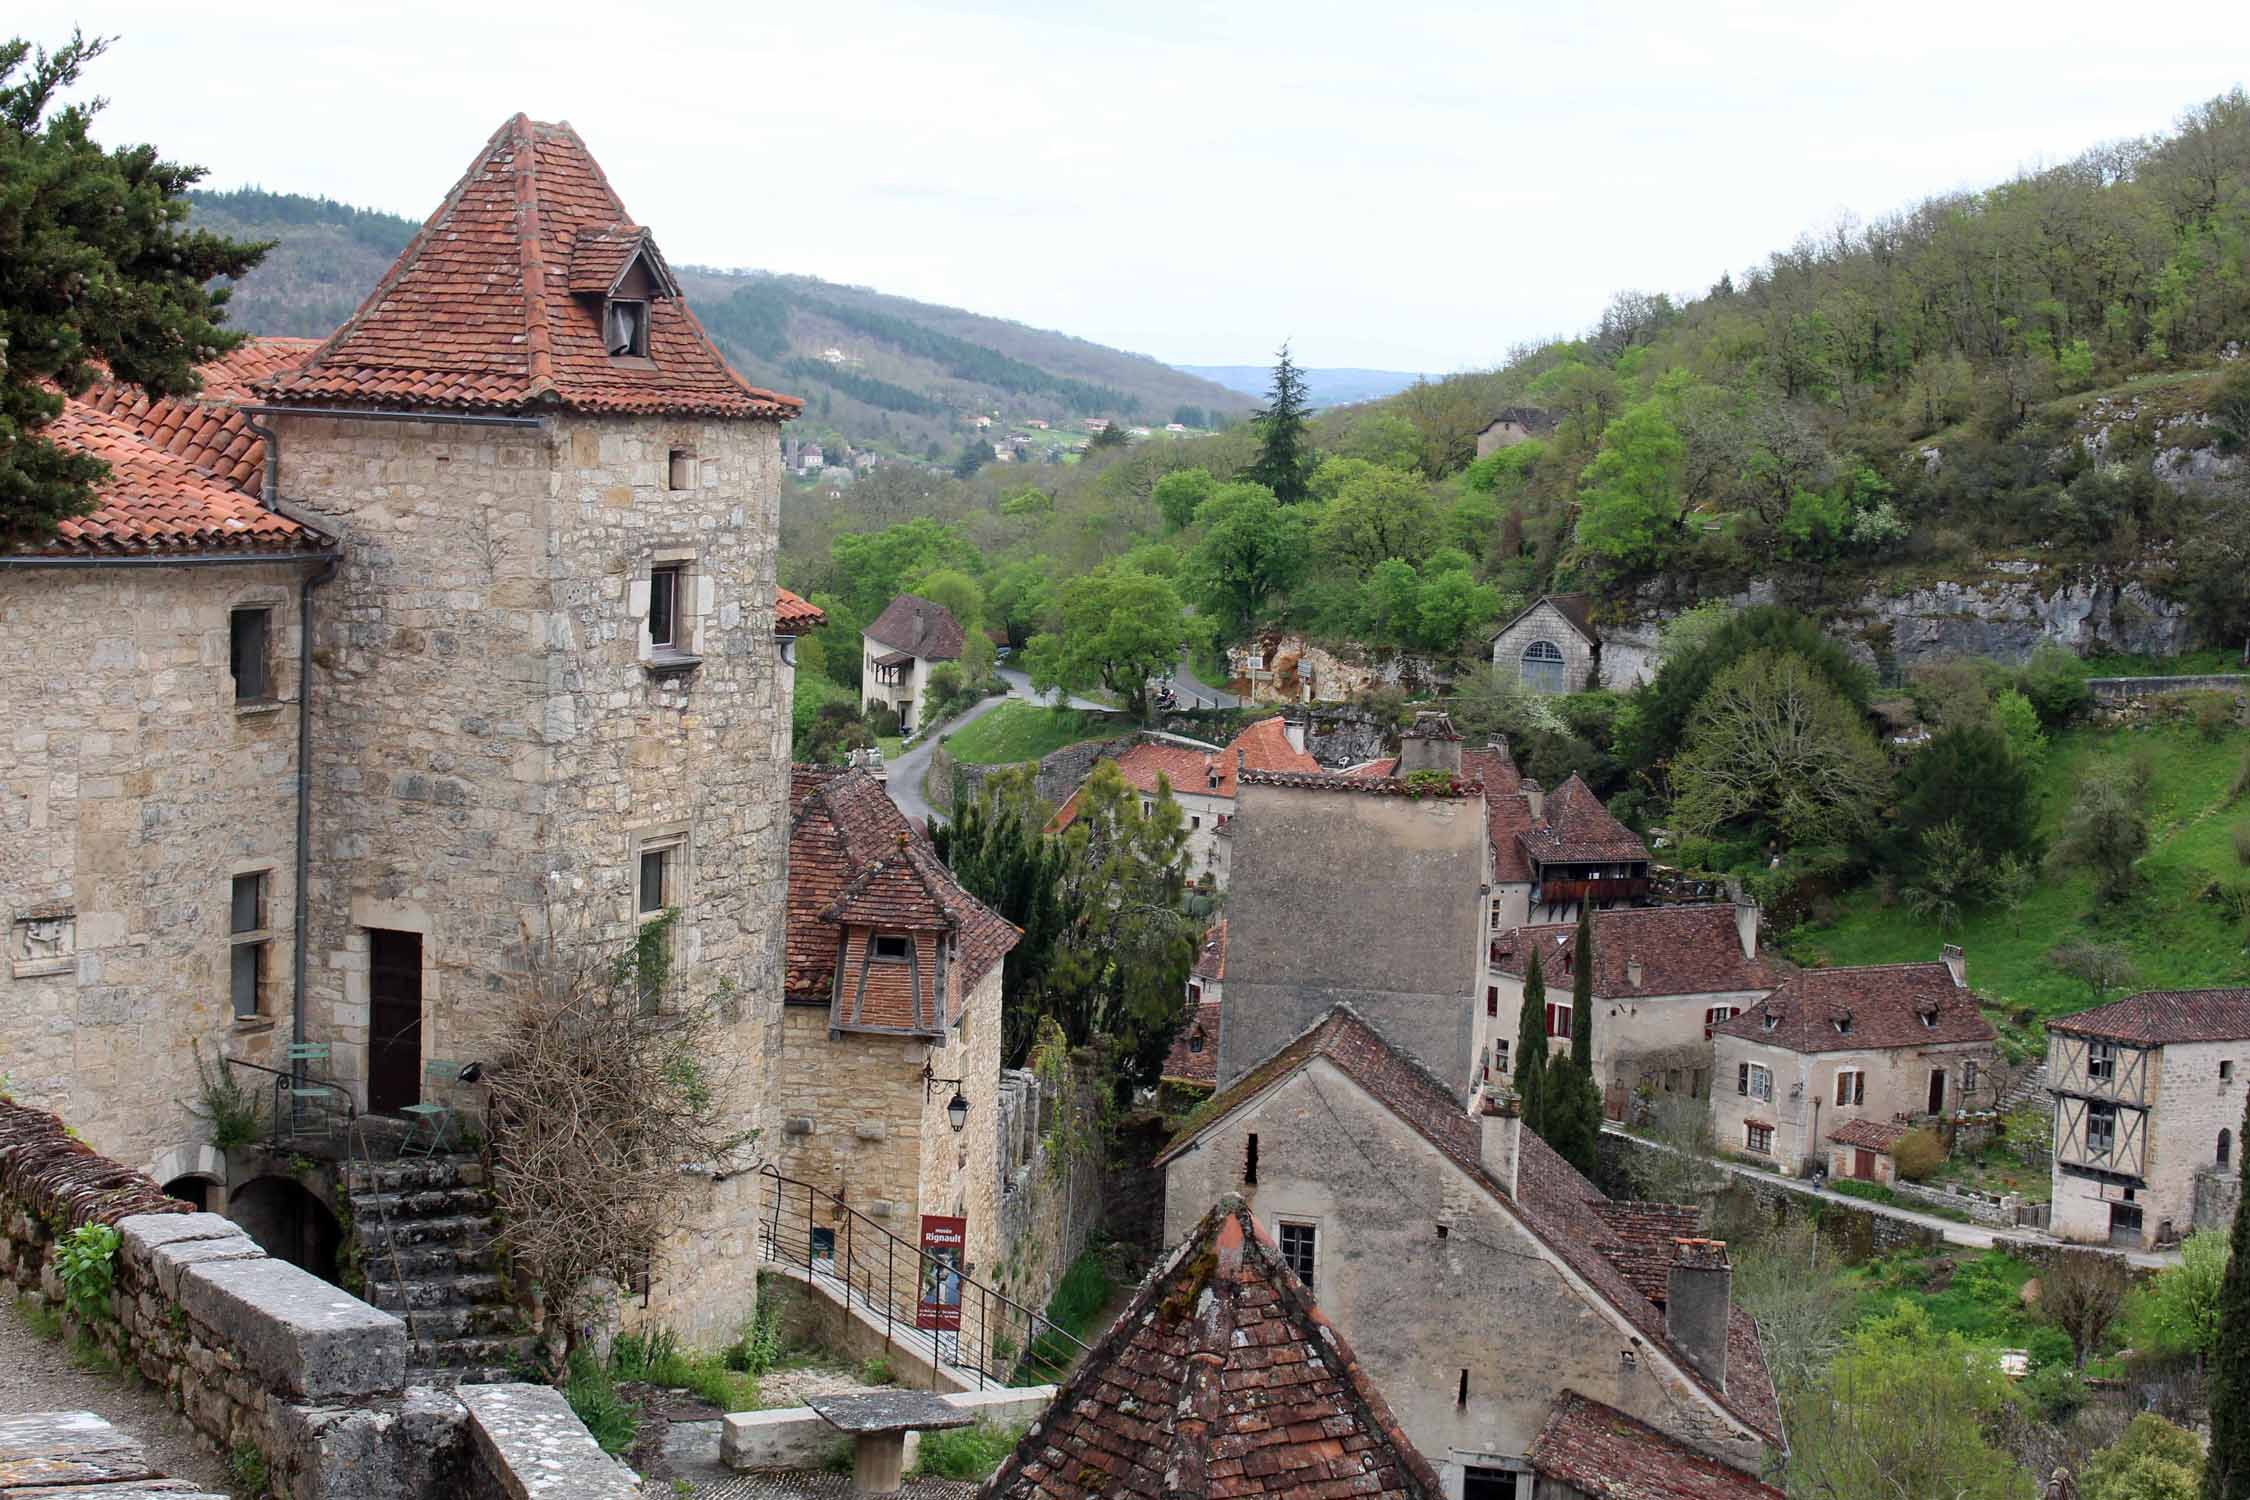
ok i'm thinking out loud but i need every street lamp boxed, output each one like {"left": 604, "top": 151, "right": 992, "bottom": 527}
{"left": 922, "top": 1058, "right": 970, "bottom": 1134}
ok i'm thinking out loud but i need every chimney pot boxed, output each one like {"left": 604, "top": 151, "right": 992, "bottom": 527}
{"left": 1941, "top": 943, "right": 1966, "bottom": 987}
{"left": 1735, "top": 897, "right": 1760, "bottom": 961}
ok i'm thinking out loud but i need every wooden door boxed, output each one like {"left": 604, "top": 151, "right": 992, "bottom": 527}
{"left": 368, "top": 930, "right": 424, "bottom": 1116}
{"left": 1927, "top": 1068, "right": 1947, "bottom": 1115}
{"left": 1854, "top": 1149, "right": 1877, "bottom": 1180}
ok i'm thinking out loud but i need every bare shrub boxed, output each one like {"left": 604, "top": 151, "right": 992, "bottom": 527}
{"left": 1892, "top": 1127, "right": 1946, "bottom": 1182}
{"left": 2050, "top": 938, "right": 2138, "bottom": 998}
{"left": 2038, "top": 1250, "right": 2131, "bottom": 1368}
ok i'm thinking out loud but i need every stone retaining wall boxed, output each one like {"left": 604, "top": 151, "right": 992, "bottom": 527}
{"left": 2195, "top": 1165, "right": 2242, "bottom": 1233}
{"left": 1884, "top": 1176, "right": 2024, "bottom": 1227}
{"left": 2087, "top": 674, "right": 2250, "bottom": 702}
{"left": 1597, "top": 1131, "right": 1942, "bottom": 1261}
{"left": 720, "top": 1383, "right": 1053, "bottom": 1472}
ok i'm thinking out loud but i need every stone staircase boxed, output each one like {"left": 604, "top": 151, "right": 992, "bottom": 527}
{"left": 1999, "top": 1060, "right": 2052, "bottom": 1114}
{"left": 343, "top": 1154, "right": 534, "bottom": 1385}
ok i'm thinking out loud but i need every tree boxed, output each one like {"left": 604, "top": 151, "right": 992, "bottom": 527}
{"left": 2136, "top": 1228, "right": 2230, "bottom": 1360}
{"left": 2203, "top": 1096, "right": 2250, "bottom": 1500}
{"left": 1335, "top": 411, "right": 1423, "bottom": 471}
{"left": 828, "top": 518, "right": 975, "bottom": 619}
{"left": 1729, "top": 1218, "right": 1853, "bottom": 1396}
{"left": 2051, "top": 766, "right": 2152, "bottom": 906}
{"left": 1993, "top": 688, "right": 2050, "bottom": 771}
{"left": 1244, "top": 343, "right": 1316, "bottom": 504}
{"left": 2164, "top": 474, "right": 2250, "bottom": 662}
{"left": 1899, "top": 725, "right": 2039, "bottom": 860}
{"left": 2086, "top": 1415, "right": 2204, "bottom": 1500}
{"left": 1180, "top": 481, "right": 1310, "bottom": 637}
{"left": 1152, "top": 466, "right": 1216, "bottom": 531}
{"left": 1669, "top": 650, "right": 1892, "bottom": 848}
{"left": 2041, "top": 1250, "right": 2130, "bottom": 1369}
{"left": 1623, "top": 605, "right": 1875, "bottom": 775}
{"left": 908, "top": 567, "right": 984, "bottom": 636}
{"left": 1, "top": 31, "right": 270, "bottom": 547}
{"left": 1572, "top": 398, "right": 1687, "bottom": 572}
{"left": 933, "top": 766, "right": 1069, "bottom": 1065}
{"left": 1513, "top": 948, "right": 1551, "bottom": 1134}
{"left": 1412, "top": 568, "right": 1501, "bottom": 655}
{"left": 1310, "top": 458, "right": 1440, "bottom": 571}
{"left": 1027, "top": 565, "right": 1186, "bottom": 719}
{"left": 1089, "top": 422, "right": 1130, "bottom": 451}
{"left": 1903, "top": 820, "right": 1987, "bottom": 932}
{"left": 1538, "top": 907, "right": 1605, "bottom": 1177}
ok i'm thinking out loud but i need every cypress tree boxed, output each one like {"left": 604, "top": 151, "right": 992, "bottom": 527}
{"left": 1244, "top": 343, "right": 1315, "bottom": 505}
{"left": 1514, "top": 947, "right": 1550, "bottom": 1133}
{"left": 2205, "top": 1093, "right": 2250, "bottom": 1500}
{"left": 1539, "top": 908, "right": 1606, "bottom": 1178}
{"left": 1571, "top": 905, "right": 1595, "bottom": 1073}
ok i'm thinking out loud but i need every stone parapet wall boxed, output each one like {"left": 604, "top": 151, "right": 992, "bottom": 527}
{"left": 1882, "top": 1177, "right": 2023, "bottom": 1227}
{"left": 2194, "top": 1166, "right": 2242, "bottom": 1233}
{"left": 927, "top": 725, "right": 1129, "bottom": 818}
{"left": 2086, "top": 674, "right": 2250, "bottom": 701}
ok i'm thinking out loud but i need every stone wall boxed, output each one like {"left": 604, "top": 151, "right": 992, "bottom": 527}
{"left": 2087, "top": 674, "right": 2250, "bottom": 702}
{"left": 1490, "top": 601, "right": 1597, "bottom": 693}
{"left": 1595, "top": 1132, "right": 1944, "bottom": 1260}
{"left": 1229, "top": 633, "right": 1453, "bottom": 706}
{"left": 0, "top": 560, "right": 316, "bottom": 1178}
{"left": 2194, "top": 1165, "right": 2242, "bottom": 1233}
{"left": 927, "top": 724, "right": 1129, "bottom": 818}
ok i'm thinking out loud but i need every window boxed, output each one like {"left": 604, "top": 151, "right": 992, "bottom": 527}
{"left": 667, "top": 449, "right": 696, "bottom": 490}
{"left": 2087, "top": 1041, "right": 2117, "bottom": 1082}
{"left": 1832, "top": 1015, "right": 1853, "bottom": 1036}
{"left": 1186, "top": 1026, "right": 1206, "bottom": 1055}
{"left": 638, "top": 845, "right": 675, "bottom": 915}
{"left": 2224, "top": 1060, "right": 2236, "bottom": 1083}
{"left": 1834, "top": 1069, "right": 1865, "bottom": 1107}
{"left": 605, "top": 298, "right": 649, "bottom": 356}
{"left": 1189, "top": 815, "right": 1200, "bottom": 831}
{"left": 1546, "top": 998, "right": 1572, "bottom": 1039}
{"left": 229, "top": 608, "right": 271, "bottom": 702}
{"left": 1963, "top": 1060, "right": 1979, "bottom": 1097}
{"left": 2086, "top": 1101, "right": 2117, "bottom": 1156}
{"left": 229, "top": 872, "right": 268, "bottom": 1019}
{"left": 1456, "top": 1369, "right": 1468, "bottom": 1406}
{"left": 871, "top": 934, "right": 913, "bottom": 962}
{"left": 1244, "top": 1133, "right": 1258, "bottom": 1185}
{"left": 1188, "top": 982, "right": 1202, "bottom": 1003}
{"left": 1737, "top": 1063, "right": 1773, "bottom": 1101}
{"left": 1520, "top": 638, "right": 1566, "bottom": 694}
{"left": 2221, "top": 1129, "right": 2233, "bottom": 1168}
{"left": 1487, "top": 986, "right": 1499, "bottom": 1018}
{"left": 1704, "top": 1005, "right": 1736, "bottom": 1040}
{"left": 1277, "top": 1221, "right": 1317, "bottom": 1289}
{"left": 648, "top": 564, "right": 683, "bottom": 652}
{"left": 1493, "top": 1039, "right": 1510, "bottom": 1076}
{"left": 1463, "top": 1469, "right": 1523, "bottom": 1500}
{"left": 1745, "top": 1122, "right": 1774, "bottom": 1154}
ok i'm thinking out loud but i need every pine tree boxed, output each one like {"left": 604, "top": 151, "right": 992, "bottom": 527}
{"left": 2205, "top": 1094, "right": 2250, "bottom": 1500}
{"left": 1244, "top": 342, "right": 1315, "bottom": 505}
{"left": 1, "top": 32, "right": 269, "bottom": 547}
{"left": 1513, "top": 947, "right": 1550, "bottom": 1134}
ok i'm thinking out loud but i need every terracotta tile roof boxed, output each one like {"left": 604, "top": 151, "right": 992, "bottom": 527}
{"left": 255, "top": 116, "right": 798, "bottom": 419}
{"left": 776, "top": 588, "right": 826, "bottom": 634}
{"left": 1712, "top": 960, "right": 1994, "bottom": 1055}
{"left": 1343, "top": 757, "right": 1398, "bottom": 778}
{"left": 1491, "top": 907, "right": 1770, "bottom": 999}
{"left": 1053, "top": 722, "right": 1316, "bottom": 829}
{"left": 1458, "top": 744, "right": 1523, "bottom": 797}
{"left": 1588, "top": 1202, "right": 1707, "bottom": 1302}
{"left": 2049, "top": 988, "right": 2250, "bottom": 1046}
{"left": 1487, "top": 791, "right": 1539, "bottom": 882}
{"left": 1522, "top": 774, "right": 1649, "bottom": 866}
{"left": 1528, "top": 1392, "right": 1784, "bottom": 1500}
{"left": 1156, "top": 1008, "right": 1783, "bottom": 1448}
{"left": 1827, "top": 1119, "right": 1912, "bottom": 1151}
{"left": 1491, "top": 592, "right": 1600, "bottom": 646}
{"left": 1193, "top": 919, "right": 1227, "bottom": 982}
{"left": 1240, "top": 768, "right": 1483, "bottom": 797}
{"left": 981, "top": 1197, "right": 1443, "bottom": 1500}
{"left": 865, "top": 594, "right": 966, "bottom": 661}
{"left": 786, "top": 767, "right": 1017, "bottom": 1012}
{"left": 1222, "top": 716, "right": 1320, "bottom": 792}
{"left": 75, "top": 335, "right": 324, "bottom": 488}
{"left": 1161, "top": 998, "right": 1222, "bottom": 1089}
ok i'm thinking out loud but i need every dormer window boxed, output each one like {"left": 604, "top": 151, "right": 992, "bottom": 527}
{"left": 606, "top": 298, "right": 649, "bottom": 357}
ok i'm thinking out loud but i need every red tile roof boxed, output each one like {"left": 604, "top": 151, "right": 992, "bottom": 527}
{"left": 1523, "top": 773, "right": 1649, "bottom": 866}
{"left": 982, "top": 1197, "right": 1444, "bottom": 1500}
{"left": 1161, "top": 998, "right": 1222, "bottom": 1089}
{"left": 1492, "top": 906, "right": 1770, "bottom": 999}
{"left": 775, "top": 588, "right": 825, "bottom": 634}
{"left": 1240, "top": 768, "right": 1483, "bottom": 797}
{"left": 1528, "top": 1392, "right": 1784, "bottom": 1500}
{"left": 1827, "top": 1119, "right": 1912, "bottom": 1151}
{"left": 2049, "top": 988, "right": 2250, "bottom": 1046}
{"left": 255, "top": 116, "right": 798, "bottom": 419}
{"left": 1156, "top": 1007, "right": 1783, "bottom": 1448}
{"left": 1193, "top": 919, "right": 1227, "bottom": 982}
{"left": 1344, "top": 757, "right": 1399, "bottom": 778}
{"left": 1052, "top": 721, "right": 1319, "bottom": 829}
{"left": 1458, "top": 744, "right": 1524, "bottom": 797}
{"left": 1588, "top": 1202, "right": 1708, "bottom": 1302}
{"left": 864, "top": 593, "right": 966, "bottom": 661}
{"left": 1712, "top": 960, "right": 1993, "bottom": 1054}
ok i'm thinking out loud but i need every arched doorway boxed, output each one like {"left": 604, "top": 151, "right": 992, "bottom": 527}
{"left": 228, "top": 1175, "right": 343, "bottom": 1284}
{"left": 161, "top": 1174, "right": 221, "bottom": 1212}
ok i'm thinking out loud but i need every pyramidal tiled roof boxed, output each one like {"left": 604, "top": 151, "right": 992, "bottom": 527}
{"left": 256, "top": 116, "right": 798, "bottom": 419}
{"left": 980, "top": 1196, "right": 1443, "bottom": 1500}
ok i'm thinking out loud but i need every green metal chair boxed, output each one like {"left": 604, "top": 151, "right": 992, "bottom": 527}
{"left": 282, "top": 1042, "right": 350, "bottom": 1141}
{"left": 401, "top": 1059, "right": 462, "bottom": 1157}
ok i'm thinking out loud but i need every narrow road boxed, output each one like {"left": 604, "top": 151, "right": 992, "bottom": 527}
{"left": 885, "top": 672, "right": 1107, "bottom": 827}
{"left": 1166, "top": 651, "right": 1237, "bottom": 709}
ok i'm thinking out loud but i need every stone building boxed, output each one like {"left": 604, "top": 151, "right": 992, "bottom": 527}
{"left": 1490, "top": 594, "right": 1601, "bottom": 695}
{"left": 859, "top": 593, "right": 964, "bottom": 735}
{"left": 1474, "top": 407, "right": 1556, "bottom": 459}
{"left": 773, "top": 765, "right": 1017, "bottom": 1299}
{"left": 3, "top": 114, "right": 822, "bottom": 1342}
{"left": 1218, "top": 768, "right": 1490, "bottom": 1097}
{"left": 1157, "top": 1008, "right": 1785, "bottom": 1497}
{"left": 1709, "top": 951, "right": 1998, "bottom": 1177}
{"left": 1159, "top": 921, "right": 1226, "bottom": 1097}
{"left": 1489, "top": 903, "right": 1771, "bottom": 1114}
{"left": 1050, "top": 716, "right": 1318, "bottom": 888}
{"left": 2045, "top": 988, "right": 2250, "bottom": 1249}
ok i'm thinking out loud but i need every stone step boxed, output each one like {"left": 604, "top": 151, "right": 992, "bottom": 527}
{"left": 394, "top": 1302, "right": 526, "bottom": 1341}
{"left": 353, "top": 1211, "right": 497, "bottom": 1253}
{"left": 409, "top": 1364, "right": 524, "bottom": 1388}
{"left": 347, "top": 1185, "right": 495, "bottom": 1220}
{"left": 357, "top": 1240, "right": 495, "bottom": 1280}
{"left": 343, "top": 1156, "right": 485, "bottom": 1194}
{"left": 411, "top": 1332, "right": 539, "bottom": 1377}
{"left": 365, "top": 1271, "right": 504, "bottom": 1312}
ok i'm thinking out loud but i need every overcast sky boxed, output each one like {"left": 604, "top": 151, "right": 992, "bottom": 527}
{"left": 60, "top": 0, "right": 2250, "bottom": 371}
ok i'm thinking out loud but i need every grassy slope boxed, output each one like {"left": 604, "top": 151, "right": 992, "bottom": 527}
{"left": 1788, "top": 723, "right": 2248, "bottom": 1028}
{"left": 942, "top": 702, "right": 1111, "bottom": 765}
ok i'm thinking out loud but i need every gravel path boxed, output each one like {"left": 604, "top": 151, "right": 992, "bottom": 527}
{"left": 0, "top": 1296, "right": 235, "bottom": 1492}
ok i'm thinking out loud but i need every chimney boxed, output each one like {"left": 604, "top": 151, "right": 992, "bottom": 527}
{"left": 1626, "top": 956, "right": 1643, "bottom": 989}
{"left": 1523, "top": 779, "right": 1545, "bottom": 822}
{"left": 1281, "top": 713, "right": 1307, "bottom": 755}
{"left": 1478, "top": 1089, "right": 1521, "bottom": 1199}
{"left": 1666, "top": 1239, "right": 1732, "bottom": 1391}
{"left": 914, "top": 609, "right": 928, "bottom": 646}
{"left": 1398, "top": 711, "right": 1463, "bottom": 775}
{"left": 1734, "top": 896, "right": 1760, "bottom": 960}
{"left": 1941, "top": 943, "right": 1966, "bottom": 987}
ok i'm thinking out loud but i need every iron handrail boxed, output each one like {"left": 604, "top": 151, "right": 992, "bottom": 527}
{"left": 225, "top": 1055, "right": 357, "bottom": 1148}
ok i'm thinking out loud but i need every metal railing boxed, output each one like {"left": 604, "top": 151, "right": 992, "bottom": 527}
{"left": 755, "top": 1166, "right": 1088, "bottom": 1391}
{"left": 225, "top": 1056, "right": 358, "bottom": 1150}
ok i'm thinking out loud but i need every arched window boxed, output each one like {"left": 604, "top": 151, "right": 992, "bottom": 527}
{"left": 1521, "top": 638, "right": 1566, "bottom": 694}
{"left": 2222, "top": 1128, "right": 2233, "bottom": 1168}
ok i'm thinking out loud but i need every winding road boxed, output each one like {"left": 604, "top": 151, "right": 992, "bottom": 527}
{"left": 884, "top": 670, "right": 1107, "bottom": 827}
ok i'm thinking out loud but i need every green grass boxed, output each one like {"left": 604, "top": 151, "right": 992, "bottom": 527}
{"left": 564, "top": 1349, "right": 639, "bottom": 1455}
{"left": 913, "top": 1421, "right": 1026, "bottom": 1479}
{"left": 1843, "top": 1248, "right": 2049, "bottom": 1348}
{"left": 941, "top": 702, "right": 1110, "bottom": 764}
{"left": 1788, "top": 723, "right": 2249, "bottom": 1028}
{"left": 611, "top": 1327, "right": 759, "bottom": 1412}
{"left": 1825, "top": 1178, "right": 1975, "bottom": 1223}
{"left": 2077, "top": 648, "right": 2243, "bottom": 678}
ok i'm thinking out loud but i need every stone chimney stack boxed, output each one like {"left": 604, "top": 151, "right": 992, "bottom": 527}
{"left": 1478, "top": 1089, "right": 1521, "bottom": 1199}
{"left": 1626, "top": 956, "right": 1643, "bottom": 989}
{"left": 1523, "top": 778, "right": 1545, "bottom": 822}
{"left": 1399, "top": 711, "right": 1463, "bottom": 775}
{"left": 1666, "top": 1238, "right": 1732, "bottom": 1391}
{"left": 1735, "top": 896, "right": 1759, "bottom": 960}
{"left": 1941, "top": 943, "right": 1966, "bottom": 987}
{"left": 1281, "top": 713, "right": 1308, "bottom": 756}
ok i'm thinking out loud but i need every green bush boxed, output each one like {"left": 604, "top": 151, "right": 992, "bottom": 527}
{"left": 54, "top": 1223, "right": 120, "bottom": 1325}
{"left": 858, "top": 1355, "right": 897, "bottom": 1386}
{"left": 723, "top": 1296, "right": 787, "bottom": 1376}
{"left": 564, "top": 1349, "right": 638, "bottom": 1455}
{"left": 2020, "top": 1359, "right": 2088, "bottom": 1422}
{"left": 2083, "top": 1412, "right": 2204, "bottom": 1500}
{"left": 912, "top": 1421, "right": 1026, "bottom": 1480}
{"left": 1891, "top": 1128, "right": 1946, "bottom": 1182}
{"left": 610, "top": 1327, "right": 755, "bottom": 1412}
{"left": 228, "top": 1442, "right": 271, "bottom": 1499}
{"left": 185, "top": 1040, "right": 264, "bottom": 1150}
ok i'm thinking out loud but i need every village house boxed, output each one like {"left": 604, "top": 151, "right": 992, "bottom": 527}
{"left": 1489, "top": 903, "right": 1772, "bottom": 1116}
{"left": 1, "top": 114, "right": 822, "bottom": 1344}
{"left": 2046, "top": 988, "right": 2250, "bottom": 1249}
{"left": 1159, "top": 920, "right": 1226, "bottom": 1097}
{"left": 1517, "top": 773, "right": 1654, "bottom": 925}
{"left": 1490, "top": 593, "right": 1602, "bottom": 696}
{"left": 1050, "top": 716, "right": 1319, "bottom": 888}
{"left": 1474, "top": 406, "right": 1556, "bottom": 458}
{"left": 1709, "top": 950, "right": 1999, "bottom": 1178}
{"left": 1157, "top": 1007, "right": 1786, "bottom": 1498}
{"left": 859, "top": 593, "right": 965, "bottom": 735}
{"left": 773, "top": 766, "right": 1019, "bottom": 1301}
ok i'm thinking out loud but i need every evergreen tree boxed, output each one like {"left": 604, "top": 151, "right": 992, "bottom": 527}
{"left": 1571, "top": 905, "right": 1595, "bottom": 1072}
{"left": 1, "top": 31, "right": 270, "bottom": 547}
{"left": 2205, "top": 1094, "right": 2250, "bottom": 1500}
{"left": 1244, "top": 342, "right": 1316, "bottom": 504}
{"left": 1540, "top": 908, "right": 1607, "bottom": 1178}
{"left": 1513, "top": 947, "right": 1550, "bottom": 1133}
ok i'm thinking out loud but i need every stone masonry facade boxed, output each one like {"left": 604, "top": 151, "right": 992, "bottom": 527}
{"left": 2053, "top": 1035, "right": 2246, "bottom": 1248}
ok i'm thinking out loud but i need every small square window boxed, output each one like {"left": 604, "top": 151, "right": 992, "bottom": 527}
{"left": 639, "top": 845, "right": 674, "bottom": 915}
{"left": 230, "top": 608, "right": 271, "bottom": 702}
{"left": 606, "top": 298, "right": 649, "bottom": 357}
{"left": 1278, "top": 1221, "right": 1317, "bottom": 1289}
{"left": 872, "top": 934, "right": 912, "bottom": 961}
{"left": 1745, "top": 1122, "right": 1773, "bottom": 1154}
{"left": 2223, "top": 1061, "right": 2235, "bottom": 1083}
{"left": 648, "top": 565, "right": 684, "bottom": 652}
{"left": 230, "top": 872, "right": 267, "bottom": 935}
{"left": 2088, "top": 1042, "right": 2117, "bottom": 1082}
{"left": 667, "top": 450, "right": 696, "bottom": 490}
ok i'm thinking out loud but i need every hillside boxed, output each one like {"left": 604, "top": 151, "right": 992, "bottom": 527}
{"left": 1173, "top": 364, "right": 1429, "bottom": 408}
{"left": 184, "top": 188, "right": 1250, "bottom": 456}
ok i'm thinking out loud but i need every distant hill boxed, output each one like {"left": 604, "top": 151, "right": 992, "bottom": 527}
{"left": 1172, "top": 364, "right": 1429, "bottom": 408}
{"left": 184, "top": 189, "right": 1252, "bottom": 455}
